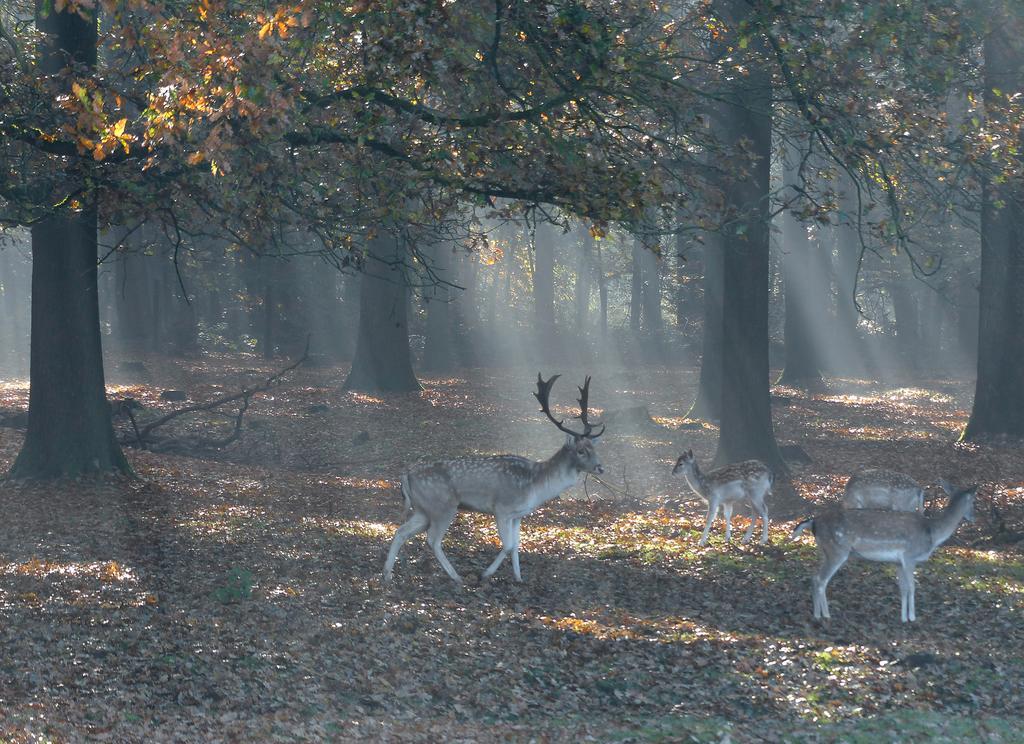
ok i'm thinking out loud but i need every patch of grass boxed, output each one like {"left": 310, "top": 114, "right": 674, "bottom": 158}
{"left": 603, "top": 714, "right": 734, "bottom": 743}
{"left": 791, "top": 710, "right": 1023, "bottom": 743}
{"left": 212, "top": 567, "right": 255, "bottom": 604}
{"left": 812, "top": 647, "right": 851, "bottom": 673}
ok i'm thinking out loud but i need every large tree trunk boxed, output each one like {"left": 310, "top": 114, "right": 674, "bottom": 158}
{"left": 965, "top": 16, "right": 1024, "bottom": 440}
{"left": 343, "top": 231, "right": 421, "bottom": 392}
{"left": 711, "top": 1, "right": 784, "bottom": 471}
{"left": 12, "top": 209, "right": 129, "bottom": 477}
{"left": 688, "top": 233, "right": 723, "bottom": 420}
{"left": 11, "top": 1, "right": 129, "bottom": 478}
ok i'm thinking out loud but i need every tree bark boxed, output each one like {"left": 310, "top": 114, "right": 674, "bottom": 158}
{"left": 832, "top": 182, "right": 869, "bottom": 377}
{"left": 630, "top": 234, "right": 643, "bottom": 331}
{"left": 674, "top": 211, "right": 702, "bottom": 332}
{"left": 11, "top": 1, "right": 129, "bottom": 478}
{"left": 343, "top": 230, "right": 421, "bottom": 392}
{"left": 533, "top": 222, "right": 557, "bottom": 352}
{"left": 575, "top": 227, "right": 593, "bottom": 333}
{"left": 422, "top": 240, "right": 455, "bottom": 372}
{"left": 595, "top": 238, "right": 609, "bottom": 336}
{"left": 890, "top": 269, "right": 921, "bottom": 372}
{"left": 12, "top": 208, "right": 130, "bottom": 477}
{"left": 965, "top": 14, "right": 1024, "bottom": 440}
{"left": 711, "top": 1, "right": 784, "bottom": 471}
{"left": 688, "top": 233, "right": 723, "bottom": 420}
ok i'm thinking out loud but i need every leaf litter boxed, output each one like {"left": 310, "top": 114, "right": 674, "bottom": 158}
{"left": 0, "top": 359, "right": 1021, "bottom": 742}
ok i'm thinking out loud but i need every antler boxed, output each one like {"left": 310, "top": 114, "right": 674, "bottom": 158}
{"left": 576, "top": 376, "right": 605, "bottom": 439}
{"left": 534, "top": 373, "right": 604, "bottom": 439}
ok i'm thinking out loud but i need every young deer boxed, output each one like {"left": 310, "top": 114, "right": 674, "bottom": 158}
{"left": 672, "top": 450, "right": 772, "bottom": 546}
{"left": 383, "top": 374, "right": 605, "bottom": 584}
{"left": 843, "top": 468, "right": 924, "bottom": 512}
{"left": 791, "top": 479, "right": 976, "bottom": 622}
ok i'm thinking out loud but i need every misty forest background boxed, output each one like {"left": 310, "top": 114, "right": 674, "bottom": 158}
{"left": 1, "top": 0, "right": 1023, "bottom": 741}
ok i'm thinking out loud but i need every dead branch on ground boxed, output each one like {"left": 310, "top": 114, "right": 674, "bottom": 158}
{"left": 120, "top": 338, "right": 309, "bottom": 454}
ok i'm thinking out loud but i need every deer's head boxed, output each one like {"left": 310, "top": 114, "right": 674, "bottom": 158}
{"left": 535, "top": 373, "right": 605, "bottom": 475}
{"left": 672, "top": 449, "right": 696, "bottom": 477}
{"left": 564, "top": 433, "right": 603, "bottom": 474}
{"left": 939, "top": 478, "right": 978, "bottom": 523}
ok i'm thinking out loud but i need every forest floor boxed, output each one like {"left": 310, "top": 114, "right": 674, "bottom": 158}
{"left": 0, "top": 357, "right": 1022, "bottom": 742}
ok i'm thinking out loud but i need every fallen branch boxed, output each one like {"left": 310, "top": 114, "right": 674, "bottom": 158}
{"left": 122, "top": 338, "right": 309, "bottom": 451}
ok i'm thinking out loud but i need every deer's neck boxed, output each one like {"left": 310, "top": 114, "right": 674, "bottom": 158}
{"left": 926, "top": 497, "right": 970, "bottom": 548}
{"left": 683, "top": 462, "right": 709, "bottom": 500}
{"left": 528, "top": 446, "right": 583, "bottom": 508}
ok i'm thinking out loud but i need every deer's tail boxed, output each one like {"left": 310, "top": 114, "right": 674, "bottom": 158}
{"left": 790, "top": 516, "right": 814, "bottom": 540}
{"left": 399, "top": 473, "right": 413, "bottom": 519}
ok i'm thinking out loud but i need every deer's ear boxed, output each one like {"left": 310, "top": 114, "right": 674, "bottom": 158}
{"left": 566, "top": 433, "right": 577, "bottom": 447}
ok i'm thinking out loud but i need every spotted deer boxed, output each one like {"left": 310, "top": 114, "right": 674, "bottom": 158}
{"left": 843, "top": 468, "right": 925, "bottom": 512}
{"left": 792, "top": 479, "right": 976, "bottom": 622}
{"left": 383, "top": 374, "right": 605, "bottom": 584}
{"left": 672, "top": 450, "right": 773, "bottom": 546}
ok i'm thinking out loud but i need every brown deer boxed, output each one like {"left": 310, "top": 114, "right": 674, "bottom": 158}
{"left": 672, "top": 450, "right": 772, "bottom": 546}
{"left": 842, "top": 468, "right": 925, "bottom": 512}
{"left": 383, "top": 374, "right": 605, "bottom": 584}
{"left": 792, "top": 479, "right": 976, "bottom": 622}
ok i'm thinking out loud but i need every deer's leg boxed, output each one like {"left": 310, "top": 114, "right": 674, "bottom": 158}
{"left": 510, "top": 519, "right": 523, "bottom": 582}
{"left": 723, "top": 502, "right": 734, "bottom": 543}
{"left": 758, "top": 500, "right": 770, "bottom": 545}
{"left": 898, "top": 559, "right": 916, "bottom": 622}
{"left": 813, "top": 547, "right": 849, "bottom": 620}
{"left": 426, "top": 510, "right": 462, "bottom": 584}
{"left": 742, "top": 501, "right": 757, "bottom": 544}
{"left": 383, "top": 510, "right": 429, "bottom": 582}
{"left": 481, "top": 516, "right": 514, "bottom": 580}
{"left": 698, "top": 500, "right": 720, "bottom": 546}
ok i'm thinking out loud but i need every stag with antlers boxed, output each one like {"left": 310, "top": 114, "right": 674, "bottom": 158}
{"left": 383, "top": 374, "right": 605, "bottom": 584}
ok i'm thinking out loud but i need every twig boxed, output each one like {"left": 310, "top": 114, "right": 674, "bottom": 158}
{"left": 125, "top": 336, "right": 310, "bottom": 449}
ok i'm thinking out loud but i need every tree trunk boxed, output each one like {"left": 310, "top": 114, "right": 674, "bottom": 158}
{"left": 832, "top": 182, "right": 869, "bottom": 377}
{"left": 711, "top": 2, "right": 784, "bottom": 471}
{"left": 113, "top": 237, "right": 156, "bottom": 353}
{"left": 640, "top": 244, "right": 662, "bottom": 335}
{"left": 965, "top": 17, "right": 1024, "bottom": 440}
{"left": 11, "top": 1, "right": 129, "bottom": 478}
{"left": 955, "top": 264, "right": 979, "bottom": 366}
{"left": 688, "top": 232, "right": 723, "bottom": 420}
{"left": 12, "top": 208, "right": 130, "bottom": 477}
{"left": 630, "top": 235, "right": 643, "bottom": 331}
{"left": 890, "top": 270, "right": 921, "bottom": 372}
{"left": 575, "top": 228, "right": 593, "bottom": 332}
{"left": 533, "top": 222, "right": 557, "bottom": 353}
{"left": 261, "top": 260, "right": 276, "bottom": 360}
{"left": 674, "top": 211, "right": 702, "bottom": 332}
{"left": 595, "top": 238, "right": 609, "bottom": 336}
{"left": 344, "top": 231, "right": 421, "bottom": 392}
{"left": 422, "top": 241, "right": 455, "bottom": 372}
